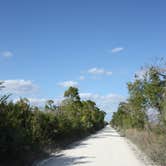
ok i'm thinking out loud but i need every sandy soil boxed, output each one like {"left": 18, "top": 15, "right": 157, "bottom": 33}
{"left": 37, "top": 126, "right": 150, "bottom": 166}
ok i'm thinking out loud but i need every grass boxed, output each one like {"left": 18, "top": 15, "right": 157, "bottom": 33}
{"left": 124, "top": 128, "right": 166, "bottom": 166}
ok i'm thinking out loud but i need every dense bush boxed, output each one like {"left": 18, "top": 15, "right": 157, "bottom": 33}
{"left": 0, "top": 86, "right": 105, "bottom": 166}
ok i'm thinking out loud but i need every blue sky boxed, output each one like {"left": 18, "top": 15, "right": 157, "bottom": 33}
{"left": 0, "top": 0, "right": 166, "bottom": 120}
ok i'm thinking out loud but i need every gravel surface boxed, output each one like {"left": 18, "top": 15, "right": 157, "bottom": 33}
{"left": 37, "top": 126, "right": 150, "bottom": 166}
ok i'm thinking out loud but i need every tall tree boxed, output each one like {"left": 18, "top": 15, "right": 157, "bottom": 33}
{"left": 64, "top": 86, "right": 80, "bottom": 101}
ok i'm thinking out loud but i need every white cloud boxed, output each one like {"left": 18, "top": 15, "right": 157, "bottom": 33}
{"left": 88, "top": 68, "right": 104, "bottom": 74}
{"left": 2, "top": 80, "right": 38, "bottom": 94}
{"left": 14, "top": 97, "right": 63, "bottom": 106}
{"left": 28, "top": 98, "right": 47, "bottom": 106}
{"left": 111, "top": 47, "right": 124, "bottom": 53}
{"left": 135, "top": 68, "right": 148, "bottom": 80}
{"left": 80, "top": 93, "right": 98, "bottom": 99}
{"left": 80, "top": 92, "right": 125, "bottom": 120}
{"left": 88, "top": 68, "right": 112, "bottom": 76}
{"left": 80, "top": 93, "right": 124, "bottom": 104}
{"left": 105, "top": 71, "right": 113, "bottom": 76}
{"left": 28, "top": 98, "right": 62, "bottom": 106}
{"left": 79, "top": 76, "right": 85, "bottom": 80}
{"left": 58, "top": 81, "right": 78, "bottom": 88}
{"left": 0, "top": 51, "right": 13, "bottom": 57}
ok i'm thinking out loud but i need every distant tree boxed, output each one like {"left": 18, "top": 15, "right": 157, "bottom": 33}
{"left": 64, "top": 86, "right": 80, "bottom": 101}
{"left": 45, "top": 100, "right": 57, "bottom": 111}
{"left": 16, "top": 98, "right": 31, "bottom": 111}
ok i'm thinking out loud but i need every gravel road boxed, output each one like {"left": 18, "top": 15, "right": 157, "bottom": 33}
{"left": 37, "top": 126, "right": 149, "bottom": 166}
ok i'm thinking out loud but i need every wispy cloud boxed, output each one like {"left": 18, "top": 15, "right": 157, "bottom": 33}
{"left": 79, "top": 76, "right": 85, "bottom": 80}
{"left": 135, "top": 69, "right": 146, "bottom": 80}
{"left": 88, "top": 67, "right": 112, "bottom": 76}
{"left": 2, "top": 80, "right": 38, "bottom": 94}
{"left": 0, "top": 51, "right": 13, "bottom": 58}
{"left": 80, "top": 93, "right": 124, "bottom": 104}
{"left": 80, "top": 92, "right": 125, "bottom": 119}
{"left": 111, "top": 47, "right": 124, "bottom": 53}
{"left": 14, "top": 97, "right": 63, "bottom": 106}
{"left": 58, "top": 80, "right": 78, "bottom": 88}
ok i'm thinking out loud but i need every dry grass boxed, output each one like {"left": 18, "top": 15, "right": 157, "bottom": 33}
{"left": 124, "top": 129, "right": 166, "bottom": 166}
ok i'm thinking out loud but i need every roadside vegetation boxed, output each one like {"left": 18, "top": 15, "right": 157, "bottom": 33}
{"left": 0, "top": 86, "right": 105, "bottom": 166}
{"left": 111, "top": 62, "right": 166, "bottom": 166}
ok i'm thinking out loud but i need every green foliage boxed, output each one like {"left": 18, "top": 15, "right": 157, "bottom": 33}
{"left": 110, "top": 63, "right": 166, "bottom": 166}
{"left": 64, "top": 86, "right": 80, "bottom": 101}
{"left": 111, "top": 65, "right": 166, "bottom": 130}
{"left": 45, "top": 100, "right": 57, "bottom": 111}
{"left": 0, "top": 86, "right": 105, "bottom": 165}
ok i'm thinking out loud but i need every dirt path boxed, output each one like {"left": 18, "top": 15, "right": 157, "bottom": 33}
{"left": 37, "top": 126, "right": 149, "bottom": 166}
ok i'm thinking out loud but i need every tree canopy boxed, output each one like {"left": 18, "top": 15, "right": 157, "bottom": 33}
{"left": 111, "top": 65, "right": 166, "bottom": 129}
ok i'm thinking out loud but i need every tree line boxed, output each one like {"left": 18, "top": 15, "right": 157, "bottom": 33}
{"left": 111, "top": 65, "right": 166, "bottom": 130}
{"left": 111, "top": 63, "right": 166, "bottom": 165}
{"left": 0, "top": 86, "right": 106, "bottom": 166}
